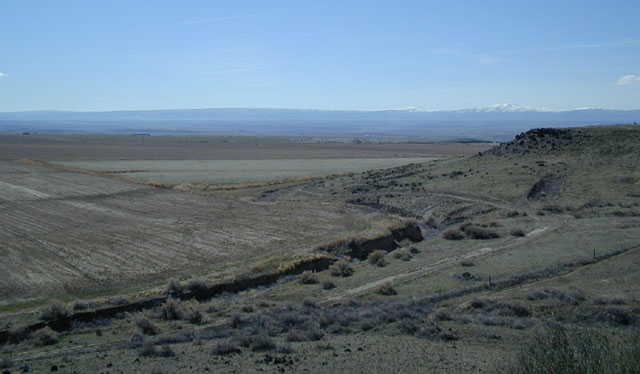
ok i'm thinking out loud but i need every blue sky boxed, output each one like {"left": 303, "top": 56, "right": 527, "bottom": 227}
{"left": 1, "top": 1, "right": 639, "bottom": 111}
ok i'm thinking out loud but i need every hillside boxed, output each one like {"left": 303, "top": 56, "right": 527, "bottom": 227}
{"left": 1, "top": 124, "right": 639, "bottom": 373}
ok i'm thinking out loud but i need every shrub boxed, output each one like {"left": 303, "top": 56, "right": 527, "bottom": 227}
{"left": 526, "top": 289, "right": 585, "bottom": 304}
{"left": 276, "top": 344, "right": 295, "bottom": 354}
{"left": 303, "top": 299, "right": 318, "bottom": 308}
{"left": 475, "top": 315, "right": 533, "bottom": 330}
{"left": 443, "top": 229, "right": 465, "bottom": 240}
{"left": 165, "top": 279, "right": 183, "bottom": 297}
{"left": 510, "top": 229, "right": 526, "bottom": 237}
{"left": 397, "top": 319, "right": 420, "bottom": 335}
{"left": 230, "top": 314, "right": 244, "bottom": 329}
{"left": 33, "top": 327, "right": 59, "bottom": 346}
{"left": 368, "top": 250, "right": 388, "bottom": 267}
{"left": 509, "top": 325, "right": 640, "bottom": 374}
{"left": 330, "top": 260, "right": 354, "bottom": 277}
{"left": 286, "top": 326, "right": 324, "bottom": 342}
{"left": 377, "top": 282, "right": 397, "bottom": 296}
{"left": 130, "top": 331, "right": 145, "bottom": 346}
{"left": 139, "top": 341, "right": 156, "bottom": 357}
{"left": 526, "top": 291, "right": 548, "bottom": 301}
{"left": 40, "top": 301, "right": 70, "bottom": 322}
{"left": 158, "top": 345, "right": 175, "bottom": 357}
{"left": 136, "top": 318, "right": 159, "bottom": 335}
{"left": 594, "top": 308, "right": 635, "bottom": 326}
{"left": 393, "top": 250, "right": 412, "bottom": 261}
{"left": 322, "top": 281, "right": 336, "bottom": 290}
{"left": 186, "top": 279, "right": 209, "bottom": 294}
{"left": 494, "top": 303, "right": 531, "bottom": 318}
{"left": 460, "top": 261, "right": 475, "bottom": 267}
{"left": 462, "top": 225, "right": 500, "bottom": 240}
{"left": 409, "top": 247, "right": 421, "bottom": 254}
{"left": 241, "top": 305, "right": 255, "bottom": 313}
{"left": 139, "top": 342, "right": 175, "bottom": 358}
{"left": 593, "top": 297, "right": 626, "bottom": 305}
{"left": 187, "top": 309, "right": 205, "bottom": 324}
{"left": 434, "top": 310, "right": 454, "bottom": 321}
{"left": 455, "top": 271, "right": 483, "bottom": 282}
{"left": 108, "top": 296, "right": 129, "bottom": 305}
{"left": 316, "top": 343, "right": 335, "bottom": 351}
{"left": 506, "top": 210, "right": 522, "bottom": 217}
{"left": 72, "top": 300, "right": 91, "bottom": 311}
{"left": 158, "top": 299, "right": 185, "bottom": 321}
{"left": 7, "top": 326, "right": 31, "bottom": 344}
{"left": 247, "top": 334, "right": 276, "bottom": 352}
{"left": 298, "top": 271, "right": 319, "bottom": 284}
{"left": 0, "top": 357, "right": 13, "bottom": 369}
{"left": 212, "top": 341, "right": 241, "bottom": 356}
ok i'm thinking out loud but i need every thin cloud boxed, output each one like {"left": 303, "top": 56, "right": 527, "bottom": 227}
{"left": 435, "top": 40, "right": 640, "bottom": 64}
{"left": 179, "top": 14, "right": 259, "bottom": 26}
{"left": 478, "top": 56, "right": 500, "bottom": 65}
{"left": 617, "top": 74, "right": 640, "bottom": 86}
{"left": 0, "top": 72, "right": 6, "bottom": 78}
{"left": 507, "top": 40, "right": 640, "bottom": 54}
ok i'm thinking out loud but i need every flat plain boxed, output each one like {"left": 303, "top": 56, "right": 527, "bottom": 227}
{"left": 54, "top": 158, "right": 430, "bottom": 185}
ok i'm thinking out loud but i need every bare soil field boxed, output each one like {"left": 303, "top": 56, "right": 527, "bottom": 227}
{"left": 0, "top": 160, "right": 402, "bottom": 304}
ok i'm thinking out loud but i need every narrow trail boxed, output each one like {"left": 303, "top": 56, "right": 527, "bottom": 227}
{"left": 324, "top": 224, "right": 554, "bottom": 302}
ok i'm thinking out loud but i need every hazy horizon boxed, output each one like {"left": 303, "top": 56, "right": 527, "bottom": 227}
{"left": 2, "top": 103, "right": 640, "bottom": 114}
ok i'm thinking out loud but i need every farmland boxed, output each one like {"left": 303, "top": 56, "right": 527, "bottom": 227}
{"left": 0, "top": 135, "right": 486, "bottom": 303}
{"left": 54, "top": 158, "right": 430, "bottom": 185}
{"left": 0, "top": 133, "right": 490, "bottom": 161}
{"left": 0, "top": 160, "right": 401, "bottom": 303}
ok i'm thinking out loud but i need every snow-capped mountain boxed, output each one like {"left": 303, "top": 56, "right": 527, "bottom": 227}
{"left": 451, "top": 104, "right": 547, "bottom": 113}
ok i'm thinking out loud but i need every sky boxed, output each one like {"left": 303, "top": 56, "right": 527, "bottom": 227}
{"left": 1, "top": 1, "right": 639, "bottom": 112}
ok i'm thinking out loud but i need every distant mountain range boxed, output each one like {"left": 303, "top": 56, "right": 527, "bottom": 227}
{"left": 1, "top": 105, "right": 639, "bottom": 141}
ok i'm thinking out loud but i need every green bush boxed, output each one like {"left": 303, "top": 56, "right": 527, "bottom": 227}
{"left": 165, "top": 279, "right": 183, "bottom": 297}
{"left": 393, "top": 250, "right": 413, "bottom": 261}
{"left": 510, "top": 229, "right": 526, "bottom": 237}
{"left": 7, "top": 326, "right": 31, "bottom": 344}
{"left": 443, "top": 229, "right": 465, "bottom": 240}
{"left": 368, "top": 250, "right": 388, "bottom": 267}
{"left": 33, "top": 327, "right": 59, "bottom": 346}
{"left": 0, "top": 357, "right": 13, "bottom": 369}
{"left": 136, "top": 317, "right": 159, "bottom": 335}
{"left": 158, "top": 299, "right": 185, "bottom": 321}
{"left": 187, "top": 309, "right": 205, "bottom": 324}
{"left": 322, "top": 280, "right": 336, "bottom": 290}
{"left": 40, "top": 301, "right": 70, "bottom": 322}
{"left": 212, "top": 341, "right": 241, "bottom": 356}
{"left": 186, "top": 279, "right": 209, "bottom": 294}
{"left": 330, "top": 260, "right": 354, "bottom": 277}
{"left": 377, "top": 282, "right": 397, "bottom": 296}
{"left": 139, "top": 342, "right": 175, "bottom": 357}
{"left": 299, "top": 271, "right": 319, "bottom": 284}
{"left": 462, "top": 225, "right": 500, "bottom": 240}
